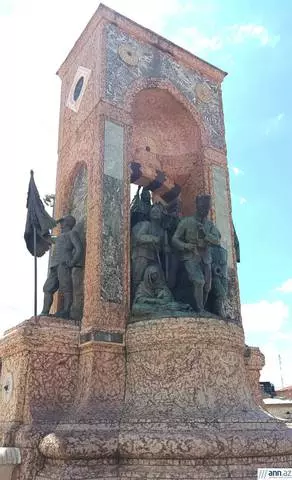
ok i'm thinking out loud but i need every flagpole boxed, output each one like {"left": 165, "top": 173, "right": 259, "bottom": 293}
{"left": 33, "top": 225, "right": 37, "bottom": 317}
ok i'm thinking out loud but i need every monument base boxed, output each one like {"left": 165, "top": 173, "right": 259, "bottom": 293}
{"left": 36, "top": 317, "right": 292, "bottom": 480}
{"left": 0, "top": 316, "right": 80, "bottom": 480}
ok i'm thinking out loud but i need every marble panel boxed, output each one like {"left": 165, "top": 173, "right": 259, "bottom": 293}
{"left": 101, "top": 121, "right": 124, "bottom": 303}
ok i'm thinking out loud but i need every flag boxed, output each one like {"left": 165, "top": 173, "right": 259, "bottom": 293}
{"left": 24, "top": 171, "right": 57, "bottom": 257}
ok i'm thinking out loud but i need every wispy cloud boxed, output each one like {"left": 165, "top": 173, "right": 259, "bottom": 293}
{"left": 228, "top": 24, "right": 280, "bottom": 47}
{"left": 265, "top": 113, "right": 285, "bottom": 135}
{"left": 232, "top": 166, "right": 244, "bottom": 176}
{"left": 239, "top": 196, "right": 247, "bottom": 205}
{"left": 174, "top": 27, "right": 223, "bottom": 55}
{"left": 259, "top": 342, "right": 292, "bottom": 388}
{"left": 243, "top": 300, "right": 292, "bottom": 388}
{"left": 242, "top": 300, "right": 289, "bottom": 334}
{"left": 276, "top": 279, "right": 292, "bottom": 293}
{"left": 175, "top": 22, "right": 280, "bottom": 57}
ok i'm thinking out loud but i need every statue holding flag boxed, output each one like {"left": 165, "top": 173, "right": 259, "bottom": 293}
{"left": 24, "top": 171, "right": 83, "bottom": 319}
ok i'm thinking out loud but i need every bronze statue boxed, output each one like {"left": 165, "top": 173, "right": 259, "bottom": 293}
{"left": 172, "top": 195, "right": 220, "bottom": 313}
{"left": 131, "top": 203, "right": 167, "bottom": 296}
{"left": 40, "top": 215, "right": 83, "bottom": 319}
{"left": 130, "top": 186, "right": 151, "bottom": 228}
{"left": 131, "top": 265, "right": 192, "bottom": 318}
{"left": 163, "top": 198, "right": 181, "bottom": 289}
{"left": 208, "top": 245, "right": 228, "bottom": 317}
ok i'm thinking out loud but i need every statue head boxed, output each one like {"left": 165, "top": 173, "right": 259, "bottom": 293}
{"left": 150, "top": 203, "right": 164, "bottom": 221}
{"left": 195, "top": 195, "right": 211, "bottom": 219}
{"left": 141, "top": 188, "right": 151, "bottom": 205}
{"left": 144, "top": 265, "right": 162, "bottom": 287}
{"left": 59, "top": 215, "right": 76, "bottom": 232}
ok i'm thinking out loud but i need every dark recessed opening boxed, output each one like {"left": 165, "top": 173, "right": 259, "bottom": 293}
{"left": 127, "top": 51, "right": 132, "bottom": 56}
{"left": 146, "top": 146, "right": 150, "bottom": 152}
{"left": 73, "top": 76, "right": 84, "bottom": 102}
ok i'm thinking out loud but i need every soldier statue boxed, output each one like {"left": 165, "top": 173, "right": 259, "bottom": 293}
{"left": 40, "top": 215, "right": 83, "bottom": 319}
{"left": 172, "top": 195, "right": 220, "bottom": 313}
{"left": 131, "top": 202, "right": 167, "bottom": 296}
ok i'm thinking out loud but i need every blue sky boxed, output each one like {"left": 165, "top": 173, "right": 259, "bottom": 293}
{"left": 0, "top": 0, "right": 291, "bottom": 387}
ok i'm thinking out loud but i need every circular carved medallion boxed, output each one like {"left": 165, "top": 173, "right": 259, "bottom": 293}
{"left": 195, "top": 83, "right": 213, "bottom": 103}
{"left": 118, "top": 45, "right": 139, "bottom": 66}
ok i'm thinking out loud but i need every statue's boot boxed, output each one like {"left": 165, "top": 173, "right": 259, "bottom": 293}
{"left": 194, "top": 285, "right": 204, "bottom": 312}
{"left": 40, "top": 293, "right": 53, "bottom": 316}
{"left": 214, "top": 298, "right": 226, "bottom": 317}
{"left": 55, "top": 292, "right": 73, "bottom": 319}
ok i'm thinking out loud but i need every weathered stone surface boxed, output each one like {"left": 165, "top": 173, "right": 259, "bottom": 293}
{"left": 0, "top": 317, "right": 79, "bottom": 425}
{"left": 104, "top": 24, "right": 225, "bottom": 150}
{"left": 212, "top": 165, "right": 233, "bottom": 267}
{"left": 31, "top": 318, "right": 292, "bottom": 479}
{"left": 101, "top": 121, "right": 124, "bottom": 303}
{"left": 119, "top": 318, "right": 292, "bottom": 463}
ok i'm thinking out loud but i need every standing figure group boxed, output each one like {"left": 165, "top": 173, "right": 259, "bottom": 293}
{"left": 131, "top": 191, "right": 228, "bottom": 317}
{"left": 39, "top": 190, "right": 228, "bottom": 320}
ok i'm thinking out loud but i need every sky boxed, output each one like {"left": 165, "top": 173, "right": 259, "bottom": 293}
{"left": 0, "top": 0, "right": 291, "bottom": 389}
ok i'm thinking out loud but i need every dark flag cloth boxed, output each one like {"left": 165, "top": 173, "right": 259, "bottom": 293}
{"left": 24, "top": 170, "right": 57, "bottom": 257}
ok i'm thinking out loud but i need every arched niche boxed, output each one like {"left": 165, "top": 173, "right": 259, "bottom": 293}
{"left": 130, "top": 87, "right": 205, "bottom": 215}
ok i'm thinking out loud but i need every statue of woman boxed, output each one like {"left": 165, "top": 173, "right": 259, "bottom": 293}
{"left": 131, "top": 265, "right": 192, "bottom": 319}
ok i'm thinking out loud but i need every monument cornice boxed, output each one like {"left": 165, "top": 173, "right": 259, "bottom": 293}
{"left": 57, "top": 4, "right": 227, "bottom": 84}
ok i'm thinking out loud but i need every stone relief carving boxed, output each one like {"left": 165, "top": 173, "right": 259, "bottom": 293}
{"left": 104, "top": 23, "right": 225, "bottom": 150}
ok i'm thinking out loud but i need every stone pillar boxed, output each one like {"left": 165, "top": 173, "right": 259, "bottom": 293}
{"left": 54, "top": 10, "right": 132, "bottom": 432}
{"left": 245, "top": 345, "right": 265, "bottom": 406}
{"left": 203, "top": 146, "right": 241, "bottom": 321}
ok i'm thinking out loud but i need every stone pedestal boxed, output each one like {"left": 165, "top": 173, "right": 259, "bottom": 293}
{"left": 32, "top": 317, "right": 292, "bottom": 480}
{"left": 0, "top": 317, "right": 79, "bottom": 480}
{"left": 118, "top": 318, "right": 292, "bottom": 479}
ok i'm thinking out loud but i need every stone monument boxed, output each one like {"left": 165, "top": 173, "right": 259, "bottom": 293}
{"left": 0, "top": 4, "right": 292, "bottom": 479}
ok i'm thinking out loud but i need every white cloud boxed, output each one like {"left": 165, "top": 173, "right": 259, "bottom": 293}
{"left": 239, "top": 196, "right": 247, "bottom": 205}
{"left": 174, "top": 27, "right": 223, "bottom": 55}
{"left": 242, "top": 301, "right": 292, "bottom": 388}
{"left": 259, "top": 342, "right": 292, "bottom": 388}
{"left": 242, "top": 300, "right": 289, "bottom": 334}
{"left": 276, "top": 279, "right": 292, "bottom": 293}
{"left": 175, "top": 22, "right": 280, "bottom": 58}
{"left": 265, "top": 113, "right": 285, "bottom": 135}
{"left": 232, "top": 166, "right": 244, "bottom": 176}
{"left": 104, "top": 0, "right": 185, "bottom": 32}
{"left": 228, "top": 24, "right": 280, "bottom": 47}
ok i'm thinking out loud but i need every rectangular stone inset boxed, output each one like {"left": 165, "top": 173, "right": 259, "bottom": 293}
{"left": 104, "top": 120, "right": 124, "bottom": 179}
{"left": 212, "top": 165, "right": 233, "bottom": 267}
{"left": 80, "top": 331, "right": 124, "bottom": 344}
{"left": 101, "top": 120, "right": 124, "bottom": 303}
